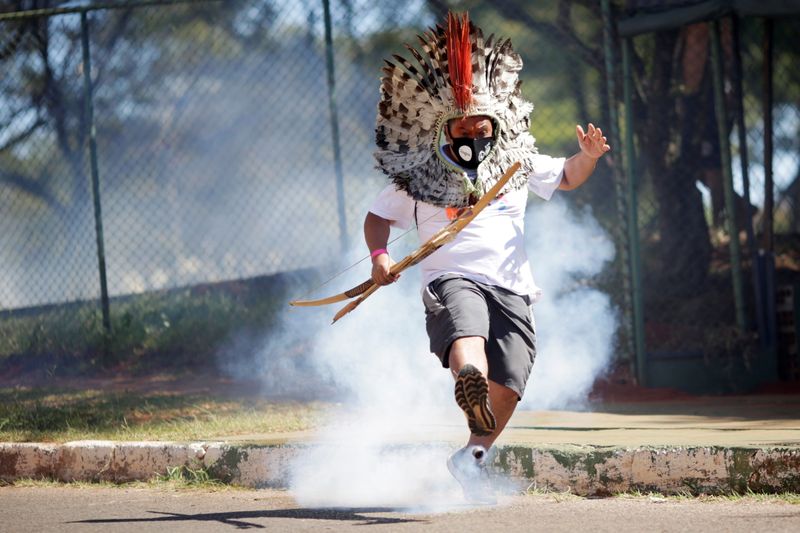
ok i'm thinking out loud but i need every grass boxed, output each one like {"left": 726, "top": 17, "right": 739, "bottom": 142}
{"left": 525, "top": 484, "right": 582, "bottom": 502}
{"left": 6, "top": 479, "right": 798, "bottom": 502}
{"left": 0, "top": 271, "right": 306, "bottom": 377}
{"left": 156, "top": 465, "right": 229, "bottom": 489}
{"left": 0, "top": 386, "right": 329, "bottom": 442}
{"left": 4, "top": 473, "right": 244, "bottom": 492}
{"left": 612, "top": 489, "right": 800, "bottom": 505}
{"left": 525, "top": 485, "right": 800, "bottom": 505}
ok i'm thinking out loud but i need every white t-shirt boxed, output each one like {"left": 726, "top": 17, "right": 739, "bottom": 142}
{"left": 369, "top": 153, "right": 565, "bottom": 301}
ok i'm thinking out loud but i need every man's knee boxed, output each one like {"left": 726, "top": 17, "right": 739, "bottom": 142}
{"left": 448, "top": 336, "right": 487, "bottom": 375}
{"left": 450, "top": 336, "right": 485, "bottom": 354}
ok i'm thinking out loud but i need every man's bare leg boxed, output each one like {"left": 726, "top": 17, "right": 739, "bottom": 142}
{"left": 446, "top": 336, "right": 517, "bottom": 504}
{"left": 448, "top": 336, "right": 488, "bottom": 376}
{"left": 448, "top": 336, "right": 520, "bottom": 445}
{"left": 468, "top": 382, "right": 518, "bottom": 448}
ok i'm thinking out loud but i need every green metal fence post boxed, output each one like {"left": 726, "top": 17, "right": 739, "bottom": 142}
{"left": 762, "top": 17, "right": 777, "bottom": 347}
{"left": 731, "top": 14, "right": 767, "bottom": 344}
{"left": 621, "top": 37, "right": 647, "bottom": 386}
{"left": 81, "top": 11, "right": 111, "bottom": 339}
{"left": 762, "top": 19, "right": 774, "bottom": 256}
{"left": 710, "top": 18, "right": 747, "bottom": 330}
{"left": 600, "top": 0, "right": 637, "bottom": 370}
{"left": 322, "top": 0, "right": 349, "bottom": 253}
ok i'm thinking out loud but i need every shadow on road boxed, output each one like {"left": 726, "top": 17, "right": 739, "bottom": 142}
{"left": 69, "top": 507, "right": 426, "bottom": 529}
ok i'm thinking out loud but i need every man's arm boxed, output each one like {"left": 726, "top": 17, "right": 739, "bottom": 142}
{"left": 559, "top": 123, "right": 610, "bottom": 190}
{"left": 364, "top": 211, "right": 400, "bottom": 286}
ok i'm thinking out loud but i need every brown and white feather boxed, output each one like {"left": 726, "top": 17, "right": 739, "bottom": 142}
{"left": 375, "top": 16, "right": 540, "bottom": 207}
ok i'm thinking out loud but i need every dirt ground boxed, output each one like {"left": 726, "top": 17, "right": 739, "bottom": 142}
{"left": 0, "top": 369, "right": 736, "bottom": 401}
{"left": 3, "top": 354, "right": 799, "bottom": 403}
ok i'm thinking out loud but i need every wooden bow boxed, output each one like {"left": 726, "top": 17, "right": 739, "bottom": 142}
{"left": 290, "top": 161, "right": 521, "bottom": 323}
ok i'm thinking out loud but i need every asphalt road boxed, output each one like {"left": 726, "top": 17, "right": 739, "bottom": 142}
{"left": 1, "top": 487, "right": 798, "bottom": 533}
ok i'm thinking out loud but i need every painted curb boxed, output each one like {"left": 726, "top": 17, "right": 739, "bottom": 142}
{"left": 495, "top": 445, "right": 800, "bottom": 495}
{"left": 1, "top": 442, "right": 798, "bottom": 495}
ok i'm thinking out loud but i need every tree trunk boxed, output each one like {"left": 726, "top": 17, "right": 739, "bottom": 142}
{"left": 638, "top": 31, "right": 713, "bottom": 298}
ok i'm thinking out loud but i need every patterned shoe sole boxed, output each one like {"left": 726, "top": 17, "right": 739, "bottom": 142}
{"left": 454, "top": 365, "right": 496, "bottom": 436}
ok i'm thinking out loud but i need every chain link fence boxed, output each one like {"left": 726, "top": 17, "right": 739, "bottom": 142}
{"left": 0, "top": 0, "right": 613, "bottom": 371}
{"left": 1, "top": 0, "right": 797, "bottom": 387}
{"left": 621, "top": 3, "right": 800, "bottom": 388}
{"left": 737, "top": 16, "right": 800, "bottom": 382}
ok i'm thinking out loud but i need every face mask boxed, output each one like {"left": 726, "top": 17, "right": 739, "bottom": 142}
{"left": 451, "top": 136, "right": 493, "bottom": 169}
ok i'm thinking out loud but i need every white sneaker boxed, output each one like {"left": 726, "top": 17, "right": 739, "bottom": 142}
{"left": 446, "top": 445, "right": 497, "bottom": 505}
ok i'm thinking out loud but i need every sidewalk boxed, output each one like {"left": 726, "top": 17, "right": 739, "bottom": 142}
{"left": 2, "top": 395, "right": 799, "bottom": 495}
{"left": 216, "top": 395, "right": 800, "bottom": 448}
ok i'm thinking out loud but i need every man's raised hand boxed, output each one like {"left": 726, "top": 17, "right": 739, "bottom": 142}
{"left": 576, "top": 123, "right": 610, "bottom": 159}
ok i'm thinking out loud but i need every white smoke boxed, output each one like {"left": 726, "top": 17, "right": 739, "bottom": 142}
{"left": 522, "top": 197, "right": 617, "bottom": 410}
{"left": 225, "top": 192, "right": 617, "bottom": 509}
{"left": 283, "top": 261, "right": 466, "bottom": 508}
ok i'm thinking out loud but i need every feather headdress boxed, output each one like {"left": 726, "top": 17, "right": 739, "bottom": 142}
{"left": 375, "top": 12, "right": 539, "bottom": 207}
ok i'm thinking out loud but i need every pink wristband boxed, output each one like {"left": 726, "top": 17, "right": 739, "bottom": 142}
{"left": 370, "top": 248, "right": 388, "bottom": 259}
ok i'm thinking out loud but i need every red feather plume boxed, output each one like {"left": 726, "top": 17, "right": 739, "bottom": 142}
{"left": 446, "top": 12, "right": 473, "bottom": 113}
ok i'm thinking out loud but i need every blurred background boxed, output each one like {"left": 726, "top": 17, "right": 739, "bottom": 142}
{"left": 0, "top": 0, "right": 798, "bottom": 395}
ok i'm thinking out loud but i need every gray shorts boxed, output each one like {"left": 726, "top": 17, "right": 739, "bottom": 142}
{"left": 421, "top": 274, "right": 537, "bottom": 399}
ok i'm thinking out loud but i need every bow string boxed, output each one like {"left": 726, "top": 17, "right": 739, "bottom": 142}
{"left": 289, "top": 162, "right": 521, "bottom": 323}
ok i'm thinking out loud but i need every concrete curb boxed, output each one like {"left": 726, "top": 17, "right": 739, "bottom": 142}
{"left": 2, "top": 442, "right": 799, "bottom": 495}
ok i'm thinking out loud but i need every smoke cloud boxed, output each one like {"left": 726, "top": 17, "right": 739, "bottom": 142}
{"left": 285, "top": 266, "right": 461, "bottom": 509}
{"left": 221, "top": 193, "right": 616, "bottom": 509}
{"left": 522, "top": 198, "right": 617, "bottom": 410}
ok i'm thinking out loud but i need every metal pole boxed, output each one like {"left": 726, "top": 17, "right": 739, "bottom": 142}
{"left": 762, "top": 19, "right": 774, "bottom": 256}
{"left": 762, "top": 17, "right": 777, "bottom": 347}
{"left": 731, "top": 15, "right": 767, "bottom": 344}
{"left": 322, "top": 0, "right": 349, "bottom": 253}
{"left": 600, "top": 0, "right": 636, "bottom": 369}
{"left": 622, "top": 37, "right": 647, "bottom": 386}
{"left": 81, "top": 12, "right": 111, "bottom": 338}
{"left": 710, "top": 19, "right": 747, "bottom": 330}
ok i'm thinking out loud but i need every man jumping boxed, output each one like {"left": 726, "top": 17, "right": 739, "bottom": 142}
{"left": 365, "top": 12, "right": 609, "bottom": 504}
